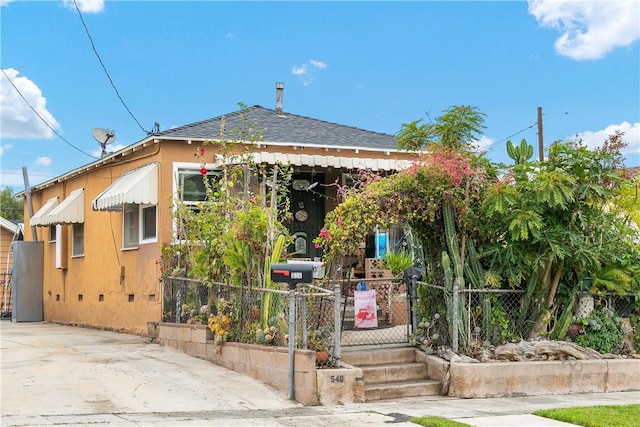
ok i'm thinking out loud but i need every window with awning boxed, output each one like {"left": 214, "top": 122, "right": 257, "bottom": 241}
{"left": 31, "top": 189, "right": 84, "bottom": 226}
{"left": 92, "top": 162, "right": 158, "bottom": 212}
{"left": 30, "top": 196, "right": 59, "bottom": 226}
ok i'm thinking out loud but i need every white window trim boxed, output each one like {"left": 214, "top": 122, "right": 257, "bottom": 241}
{"left": 140, "top": 204, "right": 158, "bottom": 245}
{"left": 71, "top": 223, "right": 84, "bottom": 258}
{"left": 49, "top": 224, "right": 57, "bottom": 243}
{"left": 172, "top": 161, "right": 222, "bottom": 241}
{"left": 122, "top": 203, "right": 158, "bottom": 250}
{"left": 122, "top": 203, "right": 139, "bottom": 250}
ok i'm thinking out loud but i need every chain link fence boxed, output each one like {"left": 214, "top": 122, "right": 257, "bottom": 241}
{"left": 163, "top": 276, "right": 638, "bottom": 360}
{"left": 415, "top": 281, "right": 639, "bottom": 355}
{"left": 1, "top": 272, "right": 12, "bottom": 318}
{"left": 335, "top": 277, "right": 412, "bottom": 347}
{"left": 162, "top": 276, "right": 339, "bottom": 367}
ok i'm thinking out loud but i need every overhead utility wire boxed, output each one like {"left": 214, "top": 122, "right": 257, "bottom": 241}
{"left": 0, "top": 68, "right": 98, "bottom": 159}
{"left": 72, "top": 0, "right": 150, "bottom": 134}
{"left": 483, "top": 122, "right": 538, "bottom": 151}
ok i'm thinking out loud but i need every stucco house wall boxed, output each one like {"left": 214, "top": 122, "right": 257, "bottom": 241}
{"left": 22, "top": 102, "right": 417, "bottom": 335}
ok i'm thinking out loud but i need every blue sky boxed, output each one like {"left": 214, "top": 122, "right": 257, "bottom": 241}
{"left": 1, "top": 0, "right": 639, "bottom": 193}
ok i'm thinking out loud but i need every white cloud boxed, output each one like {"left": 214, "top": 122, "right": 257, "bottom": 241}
{"left": 528, "top": 0, "right": 640, "bottom": 60}
{"left": 35, "top": 157, "right": 52, "bottom": 167}
{"left": 0, "top": 0, "right": 15, "bottom": 7}
{"left": 309, "top": 60, "right": 327, "bottom": 69}
{"left": 474, "top": 136, "right": 496, "bottom": 152}
{"left": 292, "top": 59, "right": 328, "bottom": 86}
{"left": 575, "top": 121, "right": 640, "bottom": 162}
{"left": 0, "top": 68, "right": 60, "bottom": 139}
{"left": 63, "top": 0, "right": 104, "bottom": 14}
{"left": 0, "top": 144, "right": 13, "bottom": 156}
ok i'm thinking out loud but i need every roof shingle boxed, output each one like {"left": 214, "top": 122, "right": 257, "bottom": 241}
{"left": 155, "top": 105, "right": 398, "bottom": 150}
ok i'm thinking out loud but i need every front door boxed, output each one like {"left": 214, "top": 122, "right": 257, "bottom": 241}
{"left": 288, "top": 172, "right": 325, "bottom": 259}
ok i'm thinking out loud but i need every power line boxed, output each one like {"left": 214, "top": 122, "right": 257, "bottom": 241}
{"left": 72, "top": 0, "right": 150, "bottom": 134}
{"left": 0, "top": 68, "right": 98, "bottom": 159}
{"left": 1, "top": 171, "right": 58, "bottom": 178}
{"left": 483, "top": 122, "right": 538, "bottom": 151}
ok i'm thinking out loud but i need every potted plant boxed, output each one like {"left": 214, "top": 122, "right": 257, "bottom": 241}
{"left": 309, "top": 329, "right": 329, "bottom": 365}
{"left": 384, "top": 250, "right": 413, "bottom": 278}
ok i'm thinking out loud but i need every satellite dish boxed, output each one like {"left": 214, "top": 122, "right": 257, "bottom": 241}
{"left": 92, "top": 128, "right": 116, "bottom": 158}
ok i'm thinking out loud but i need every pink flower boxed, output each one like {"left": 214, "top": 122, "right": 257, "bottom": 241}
{"left": 314, "top": 243, "right": 321, "bottom": 249}
{"left": 337, "top": 219, "right": 344, "bottom": 226}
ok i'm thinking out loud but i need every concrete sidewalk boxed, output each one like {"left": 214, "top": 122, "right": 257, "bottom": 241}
{"left": 1, "top": 321, "right": 638, "bottom": 426}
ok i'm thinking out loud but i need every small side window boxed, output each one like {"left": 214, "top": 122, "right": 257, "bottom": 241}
{"left": 72, "top": 223, "right": 84, "bottom": 257}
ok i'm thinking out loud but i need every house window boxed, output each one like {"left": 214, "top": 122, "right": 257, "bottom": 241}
{"left": 177, "top": 168, "right": 222, "bottom": 212}
{"left": 72, "top": 223, "right": 84, "bottom": 257}
{"left": 123, "top": 203, "right": 157, "bottom": 249}
{"left": 49, "top": 225, "right": 57, "bottom": 242}
{"left": 123, "top": 204, "right": 139, "bottom": 249}
{"left": 141, "top": 205, "right": 157, "bottom": 242}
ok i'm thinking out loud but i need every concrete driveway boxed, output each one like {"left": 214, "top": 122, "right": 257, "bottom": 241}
{"left": 2, "top": 321, "right": 639, "bottom": 427}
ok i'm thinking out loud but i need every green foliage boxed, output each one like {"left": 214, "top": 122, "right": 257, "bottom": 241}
{"left": 489, "top": 296, "right": 517, "bottom": 344}
{"left": 482, "top": 137, "right": 637, "bottom": 337}
{"left": 384, "top": 249, "right": 414, "bottom": 277}
{"left": 549, "top": 291, "right": 576, "bottom": 340}
{"left": 0, "top": 187, "right": 23, "bottom": 221}
{"left": 397, "top": 105, "right": 486, "bottom": 151}
{"left": 575, "top": 307, "right": 624, "bottom": 354}
{"left": 165, "top": 104, "right": 292, "bottom": 289}
{"left": 630, "top": 315, "right": 640, "bottom": 353}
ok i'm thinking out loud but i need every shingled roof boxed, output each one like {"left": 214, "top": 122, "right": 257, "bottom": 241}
{"left": 155, "top": 105, "right": 399, "bottom": 151}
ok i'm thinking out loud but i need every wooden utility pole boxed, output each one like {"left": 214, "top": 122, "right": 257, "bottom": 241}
{"left": 537, "top": 107, "right": 544, "bottom": 161}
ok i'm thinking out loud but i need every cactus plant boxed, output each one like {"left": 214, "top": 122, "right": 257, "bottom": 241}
{"left": 442, "top": 202, "right": 468, "bottom": 349}
{"left": 262, "top": 234, "right": 287, "bottom": 330}
{"left": 506, "top": 139, "right": 534, "bottom": 165}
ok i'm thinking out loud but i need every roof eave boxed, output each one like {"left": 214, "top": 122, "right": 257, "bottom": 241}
{"left": 18, "top": 135, "right": 159, "bottom": 196}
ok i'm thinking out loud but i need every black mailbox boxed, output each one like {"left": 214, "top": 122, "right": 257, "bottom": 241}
{"left": 270, "top": 263, "right": 313, "bottom": 289}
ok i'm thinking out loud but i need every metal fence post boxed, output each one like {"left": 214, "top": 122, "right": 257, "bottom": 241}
{"left": 301, "top": 285, "right": 307, "bottom": 350}
{"left": 452, "top": 278, "right": 459, "bottom": 354}
{"left": 333, "top": 280, "right": 342, "bottom": 367}
{"left": 410, "top": 275, "right": 418, "bottom": 335}
{"left": 288, "top": 287, "right": 296, "bottom": 400}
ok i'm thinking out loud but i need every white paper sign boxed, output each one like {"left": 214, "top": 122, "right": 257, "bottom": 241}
{"left": 354, "top": 290, "right": 378, "bottom": 328}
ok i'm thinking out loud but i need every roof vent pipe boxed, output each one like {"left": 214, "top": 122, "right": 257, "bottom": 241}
{"left": 275, "top": 82, "right": 284, "bottom": 114}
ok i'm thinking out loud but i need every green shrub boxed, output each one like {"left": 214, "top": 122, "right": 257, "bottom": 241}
{"left": 575, "top": 307, "right": 623, "bottom": 354}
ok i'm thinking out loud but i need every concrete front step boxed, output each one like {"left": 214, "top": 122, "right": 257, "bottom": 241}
{"left": 361, "top": 362, "right": 428, "bottom": 384}
{"left": 342, "top": 347, "right": 443, "bottom": 401}
{"left": 365, "top": 379, "right": 442, "bottom": 401}
{"left": 342, "top": 347, "right": 417, "bottom": 366}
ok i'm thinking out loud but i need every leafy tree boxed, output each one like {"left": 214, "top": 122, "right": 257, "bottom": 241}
{"left": 396, "top": 105, "right": 486, "bottom": 151}
{"left": 0, "top": 187, "right": 23, "bottom": 221}
{"left": 480, "top": 137, "right": 639, "bottom": 337}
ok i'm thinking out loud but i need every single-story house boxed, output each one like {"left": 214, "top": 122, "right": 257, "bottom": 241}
{"left": 20, "top": 85, "right": 417, "bottom": 334}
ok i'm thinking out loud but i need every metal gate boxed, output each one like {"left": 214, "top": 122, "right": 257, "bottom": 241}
{"left": 338, "top": 276, "right": 412, "bottom": 347}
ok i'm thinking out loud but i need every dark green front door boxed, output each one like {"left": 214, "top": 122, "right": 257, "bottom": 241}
{"left": 288, "top": 172, "right": 325, "bottom": 259}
